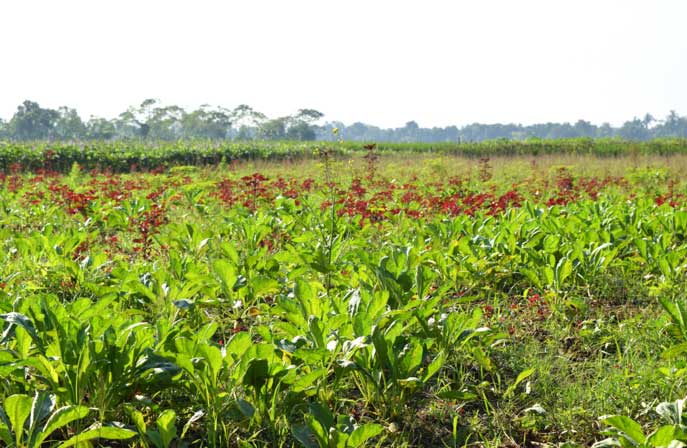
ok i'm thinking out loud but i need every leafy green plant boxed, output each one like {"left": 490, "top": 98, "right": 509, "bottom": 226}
{"left": 292, "top": 403, "right": 384, "bottom": 448}
{"left": 593, "top": 398, "right": 687, "bottom": 447}
{"left": 127, "top": 408, "right": 179, "bottom": 448}
{"left": 0, "top": 392, "right": 136, "bottom": 448}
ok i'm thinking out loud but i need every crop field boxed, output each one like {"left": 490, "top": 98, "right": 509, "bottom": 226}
{"left": 2, "top": 146, "right": 687, "bottom": 447}
{"left": 2, "top": 138, "right": 687, "bottom": 173}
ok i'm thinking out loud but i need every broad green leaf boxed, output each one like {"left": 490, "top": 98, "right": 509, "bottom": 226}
{"left": 195, "top": 322, "right": 219, "bottom": 343}
{"left": 58, "top": 423, "right": 137, "bottom": 447}
{"left": 0, "top": 313, "right": 42, "bottom": 349}
{"left": 422, "top": 351, "right": 445, "bottom": 383}
{"left": 309, "top": 402, "right": 334, "bottom": 430}
{"left": 36, "top": 406, "right": 90, "bottom": 447}
{"left": 647, "top": 425, "right": 680, "bottom": 446}
{"left": 0, "top": 426, "right": 11, "bottom": 446}
{"left": 26, "top": 392, "right": 56, "bottom": 447}
{"left": 296, "top": 279, "right": 319, "bottom": 318}
{"left": 251, "top": 276, "right": 280, "bottom": 296}
{"left": 213, "top": 259, "right": 237, "bottom": 296}
{"left": 199, "top": 344, "right": 223, "bottom": 378}
{"left": 226, "top": 331, "right": 252, "bottom": 361}
{"left": 398, "top": 340, "right": 423, "bottom": 377}
{"left": 242, "top": 359, "right": 270, "bottom": 391}
{"left": 236, "top": 399, "right": 255, "bottom": 419}
{"left": 330, "top": 429, "right": 349, "bottom": 448}
{"left": 156, "top": 409, "right": 177, "bottom": 448}
{"left": 219, "top": 242, "right": 240, "bottom": 265}
{"left": 304, "top": 415, "right": 328, "bottom": 447}
{"left": 292, "top": 424, "right": 319, "bottom": 448}
{"left": 292, "top": 368, "right": 327, "bottom": 394}
{"left": 543, "top": 267, "right": 554, "bottom": 287}
{"left": 436, "top": 390, "right": 478, "bottom": 401}
{"left": 601, "top": 415, "right": 646, "bottom": 444}
{"left": 555, "top": 257, "right": 573, "bottom": 286}
{"left": 28, "top": 392, "right": 56, "bottom": 434}
{"left": 4, "top": 394, "right": 32, "bottom": 446}
{"left": 23, "top": 355, "right": 60, "bottom": 385}
{"left": 146, "top": 430, "right": 164, "bottom": 448}
{"left": 348, "top": 423, "right": 384, "bottom": 447}
{"left": 520, "top": 267, "right": 543, "bottom": 289}
{"left": 543, "top": 235, "right": 560, "bottom": 253}
{"left": 308, "top": 317, "right": 325, "bottom": 349}
{"left": 14, "top": 326, "right": 32, "bottom": 360}
{"left": 471, "top": 346, "right": 494, "bottom": 371}
{"left": 125, "top": 406, "right": 147, "bottom": 435}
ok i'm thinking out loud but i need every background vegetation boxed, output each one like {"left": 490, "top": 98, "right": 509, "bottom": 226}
{"left": 2, "top": 139, "right": 687, "bottom": 174}
{"left": 2, "top": 99, "right": 687, "bottom": 142}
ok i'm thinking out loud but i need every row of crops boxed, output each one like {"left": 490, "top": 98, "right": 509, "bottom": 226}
{"left": 2, "top": 138, "right": 687, "bottom": 173}
{"left": 1, "top": 153, "right": 687, "bottom": 446}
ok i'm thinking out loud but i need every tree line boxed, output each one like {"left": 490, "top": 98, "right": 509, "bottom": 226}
{"left": 1, "top": 99, "right": 686, "bottom": 142}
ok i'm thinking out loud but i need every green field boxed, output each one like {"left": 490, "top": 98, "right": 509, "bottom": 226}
{"left": 2, "top": 138, "right": 687, "bottom": 173}
{"left": 1, "top": 144, "right": 687, "bottom": 446}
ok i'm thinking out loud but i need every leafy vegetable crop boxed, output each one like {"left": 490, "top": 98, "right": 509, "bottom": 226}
{"left": 1, "top": 151, "right": 687, "bottom": 446}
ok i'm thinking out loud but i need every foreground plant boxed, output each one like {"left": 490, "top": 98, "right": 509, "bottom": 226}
{"left": 593, "top": 398, "right": 687, "bottom": 447}
{"left": 292, "top": 402, "right": 384, "bottom": 448}
{"left": 1, "top": 153, "right": 686, "bottom": 446}
{"left": 0, "top": 392, "right": 136, "bottom": 447}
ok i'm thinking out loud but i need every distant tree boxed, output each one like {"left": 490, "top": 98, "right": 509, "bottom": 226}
{"left": 182, "top": 105, "right": 232, "bottom": 139}
{"left": 345, "top": 122, "right": 370, "bottom": 140}
{"left": 522, "top": 123, "right": 547, "bottom": 139}
{"left": 231, "top": 104, "right": 267, "bottom": 128}
{"left": 257, "top": 118, "right": 287, "bottom": 140}
{"left": 315, "top": 121, "right": 346, "bottom": 140}
{"left": 234, "top": 125, "right": 255, "bottom": 141}
{"left": 116, "top": 98, "right": 160, "bottom": 138}
{"left": 655, "top": 110, "right": 687, "bottom": 138}
{"left": 618, "top": 117, "right": 650, "bottom": 140}
{"left": 400, "top": 121, "right": 420, "bottom": 142}
{"left": 662, "top": 110, "right": 681, "bottom": 132}
{"left": 9, "top": 100, "right": 59, "bottom": 140}
{"left": 86, "top": 117, "right": 116, "bottom": 140}
{"left": 547, "top": 123, "right": 578, "bottom": 139}
{"left": 573, "top": 119, "right": 596, "bottom": 137}
{"left": 596, "top": 122, "right": 615, "bottom": 138}
{"left": 227, "top": 104, "right": 266, "bottom": 140}
{"left": 461, "top": 123, "right": 520, "bottom": 141}
{"left": 2, "top": 99, "right": 686, "bottom": 142}
{"left": 642, "top": 113, "right": 655, "bottom": 129}
{"left": 54, "top": 107, "right": 87, "bottom": 140}
{"left": 286, "top": 121, "right": 316, "bottom": 140}
{"left": 283, "top": 109, "right": 324, "bottom": 141}
{"left": 294, "top": 109, "right": 324, "bottom": 123}
{"left": 148, "top": 105, "right": 185, "bottom": 139}
{"left": 440, "top": 125, "right": 460, "bottom": 142}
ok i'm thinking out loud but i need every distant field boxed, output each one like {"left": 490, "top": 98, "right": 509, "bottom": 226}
{"left": 1, "top": 150, "right": 687, "bottom": 446}
{"left": 2, "top": 138, "right": 687, "bottom": 173}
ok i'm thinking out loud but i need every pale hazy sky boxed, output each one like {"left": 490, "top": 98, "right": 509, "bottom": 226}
{"left": 1, "top": 0, "right": 686, "bottom": 128}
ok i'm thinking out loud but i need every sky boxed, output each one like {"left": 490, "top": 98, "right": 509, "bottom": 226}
{"left": 1, "top": 0, "right": 686, "bottom": 128}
